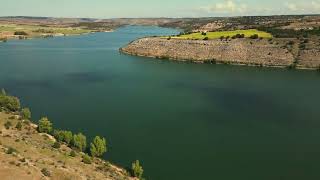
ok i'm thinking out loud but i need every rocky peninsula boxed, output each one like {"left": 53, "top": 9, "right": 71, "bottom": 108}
{"left": 120, "top": 37, "right": 320, "bottom": 70}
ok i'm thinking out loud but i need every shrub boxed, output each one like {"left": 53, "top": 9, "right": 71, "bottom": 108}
{"left": 14, "top": 31, "right": 28, "bottom": 36}
{"left": 201, "top": 32, "right": 207, "bottom": 36}
{"left": 53, "top": 130, "right": 64, "bottom": 142}
{"left": 53, "top": 130, "right": 72, "bottom": 144}
{"left": 6, "top": 147, "right": 17, "bottom": 154}
{"left": 15, "top": 122, "right": 22, "bottom": 131}
{"left": 0, "top": 94, "right": 21, "bottom": 111}
{"left": 299, "top": 44, "right": 306, "bottom": 50}
{"left": 90, "top": 136, "right": 107, "bottom": 157}
{"left": 38, "top": 117, "right": 53, "bottom": 134}
{"left": 72, "top": 133, "right": 87, "bottom": 152}
{"left": 41, "top": 168, "right": 51, "bottom": 177}
{"left": 70, "top": 150, "right": 76, "bottom": 157}
{"left": 4, "top": 121, "right": 12, "bottom": 129}
{"left": 21, "top": 108, "right": 31, "bottom": 120}
{"left": 220, "top": 36, "right": 224, "bottom": 41}
{"left": 52, "top": 142, "right": 60, "bottom": 149}
{"left": 287, "top": 41, "right": 295, "bottom": 46}
{"left": 82, "top": 154, "right": 92, "bottom": 164}
{"left": 131, "top": 160, "right": 143, "bottom": 179}
{"left": 250, "top": 34, "right": 259, "bottom": 39}
{"left": 203, "top": 37, "right": 209, "bottom": 40}
{"left": 167, "top": 36, "right": 171, "bottom": 40}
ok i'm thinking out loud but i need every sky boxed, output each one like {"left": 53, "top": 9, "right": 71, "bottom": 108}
{"left": 0, "top": 0, "right": 319, "bottom": 18}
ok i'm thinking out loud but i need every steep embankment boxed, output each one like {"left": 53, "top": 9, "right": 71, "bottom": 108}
{"left": 0, "top": 111, "right": 133, "bottom": 180}
{"left": 120, "top": 37, "right": 320, "bottom": 69}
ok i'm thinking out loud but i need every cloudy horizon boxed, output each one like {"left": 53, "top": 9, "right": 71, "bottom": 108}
{"left": 1, "top": 0, "right": 319, "bottom": 18}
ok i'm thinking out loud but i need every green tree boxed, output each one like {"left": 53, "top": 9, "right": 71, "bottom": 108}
{"left": 21, "top": 108, "right": 31, "bottom": 120}
{"left": 90, "top": 136, "right": 107, "bottom": 157}
{"left": 132, "top": 160, "right": 143, "bottom": 179}
{"left": 38, "top": 117, "right": 53, "bottom": 134}
{"left": 72, "top": 133, "right": 87, "bottom": 152}
{"left": 62, "top": 131, "right": 73, "bottom": 144}
{"left": 53, "top": 130, "right": 64, "bottom": 142}
{"left": 0, "top": 95, "right": 21, "bottom": 111}
{"left": 53, "top": 130, "right": 73, "bottom": 144}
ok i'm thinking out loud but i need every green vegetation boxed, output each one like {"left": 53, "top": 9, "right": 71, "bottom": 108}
{"left": 250, "top": 34, "right": 259, "bottom": 39}
{"left": 6, "top": 147, "right": 18, "bottom": 154}
{"left": 41, "top": 168, "right": 51, "bottom": 177}
{"left": 0, "top": 89, "right": 143, "bottom": 178}
{"left": 15, "top": 122, "right": 22, "bottom": 131}
{"left": 0, "top": 90, "right": 21, "bottom": 111}
{"left": 168, "top": 29, "right": 272, "bottom": 40}
{"left": 258, "top": 26, "right": 320, "bottom": 38}
{"left": 4, "top": 121, "right": 12, "bottom": 129}
{"left": 0, "top": 24, "right": 92, "bottom": 41}
{"left": 53, "top": 130, "right": 73, "bottom": 144}
{"left": 38, "top": 117, "right": 53, "bottom": 134}
{"left": 70, "top": 150, "right": 77, "bottom": 157}
{"left": 72, "top": 133, "right": 87, "bottom": 152}
{"left": 82, "top": 154, "right": 92, "bottom": 164}
{"left": 132, "top": 160, "right": 144, "bottom": 179}
{"left": 14, "top": 31, "right": 28, "bottom": 36}
{"left": 90, "top": 136, "right": 107, "bottom": 157}
{"left": 52, "top": 142, "right": 61, "bottom": 149}
{"left": 21, "top": 108, "right": 31, "bottom": 120}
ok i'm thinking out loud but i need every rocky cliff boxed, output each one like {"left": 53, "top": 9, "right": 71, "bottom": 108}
{"left": 120, "top": 37, "right": 320, "bottom": 69}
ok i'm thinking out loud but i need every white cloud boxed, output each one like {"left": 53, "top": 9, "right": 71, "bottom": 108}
{"left": 284, "top": 1, "right": 320, "bottom": 14}
{"left": 200, "top": 0, "right": 248, "bottom": 15}
{"left": 285, "top": 3, "right": 298, "bottom": 11}
{"left": 195, "top": 0, "right": 320, "bottom": 17}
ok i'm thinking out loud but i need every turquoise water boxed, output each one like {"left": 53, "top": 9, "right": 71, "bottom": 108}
{"left": 1, "top": 26, "right": 320, "bottom": 180}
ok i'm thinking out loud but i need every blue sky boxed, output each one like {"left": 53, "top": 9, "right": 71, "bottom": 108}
{"left": 1, "top": 0, "right": 319, "bottom": 18}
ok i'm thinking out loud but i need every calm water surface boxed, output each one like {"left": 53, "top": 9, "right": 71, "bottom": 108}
{"left": 1, "top": 26, "right": 320, "bottom": 180}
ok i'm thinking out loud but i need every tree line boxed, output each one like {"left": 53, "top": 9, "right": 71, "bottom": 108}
{"left": 0, "top": 88, "right": 144, "bottom": 179}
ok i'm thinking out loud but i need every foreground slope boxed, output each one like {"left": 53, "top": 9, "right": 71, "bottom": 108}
{"left": 0, "top": 111, "right": 133, "bottom": 180}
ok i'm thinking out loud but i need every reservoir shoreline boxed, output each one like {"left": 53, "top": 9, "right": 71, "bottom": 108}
{"left": 120, "top": 37, "right": 320, "bottom": 70}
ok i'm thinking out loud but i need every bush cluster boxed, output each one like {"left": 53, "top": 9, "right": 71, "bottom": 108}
{"left": 0, "top": 91, "right": 21, "bottom": 112}
{"left": 131, "top": 160, "right": 144, "bottom": 179}
{"left": 0, "top": 89, "right": 143, "bottom": 176}
{"left": 232, "top": 34, "right": 245, "bottom": 39}
{"left": 14, "top": 31, "right": 28, "bottom": 36}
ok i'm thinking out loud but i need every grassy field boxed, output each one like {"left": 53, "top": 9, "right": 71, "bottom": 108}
{"left": 0, "top": 24, "right": 91, "bottom": 38}
{"left": 169, "top": 29, "right": 272, "bottom": 40}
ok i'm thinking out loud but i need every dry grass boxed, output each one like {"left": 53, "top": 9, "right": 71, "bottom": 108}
{"left": 0, "top": 111, "right": 133, "bottom": 180}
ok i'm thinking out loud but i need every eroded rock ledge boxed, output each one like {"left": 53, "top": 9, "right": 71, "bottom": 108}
{"left": 120, "top": 37, "right": 320, "bottom": 69}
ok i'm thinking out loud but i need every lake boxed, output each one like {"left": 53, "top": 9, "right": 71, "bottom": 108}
{"left": 1, "top": 26, "right": 320, "bottom": 180}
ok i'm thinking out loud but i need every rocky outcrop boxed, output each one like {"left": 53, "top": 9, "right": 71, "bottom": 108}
{"left": 120, "top": 37, "right": 320, "bottom": 69}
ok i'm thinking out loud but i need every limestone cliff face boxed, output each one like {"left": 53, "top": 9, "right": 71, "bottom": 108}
{"left": 120, "top": 37, "right": 295, "bottom": 67}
